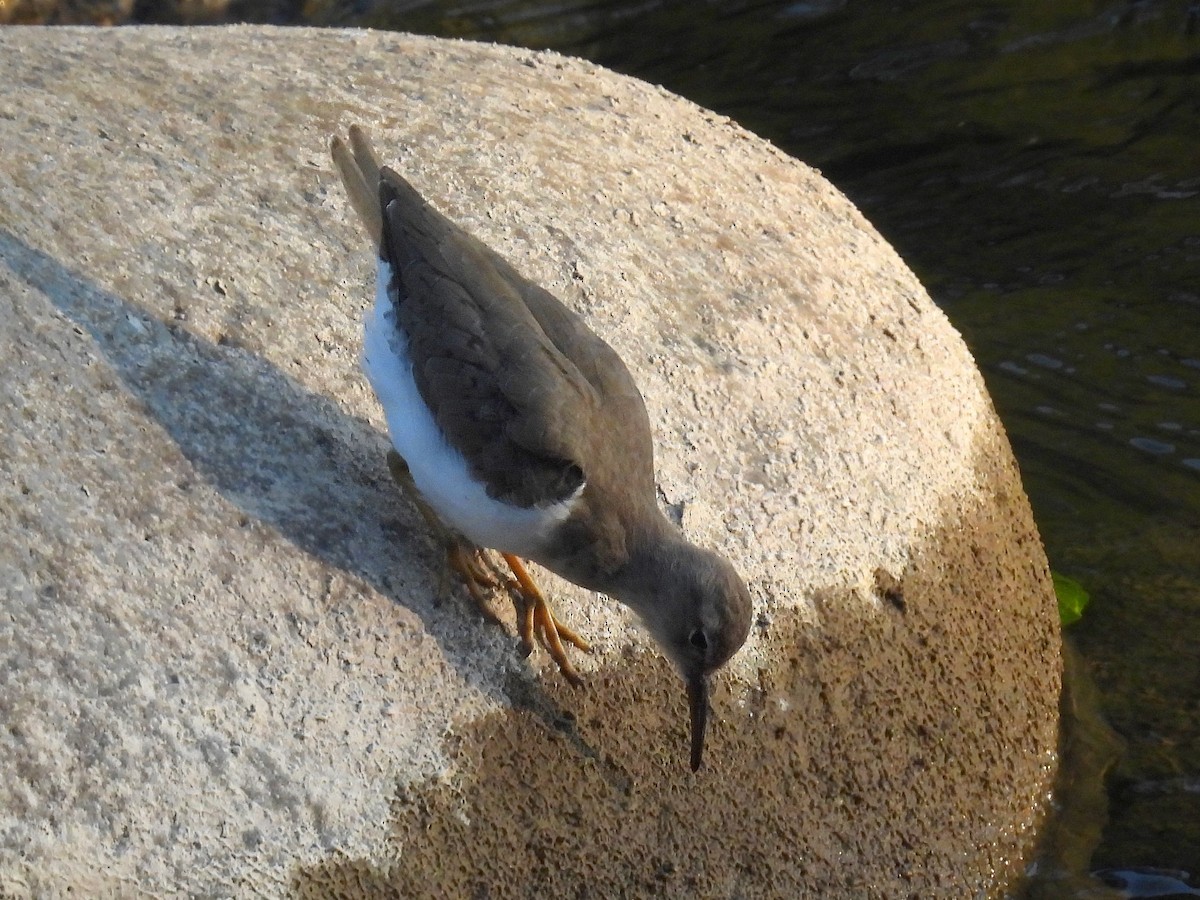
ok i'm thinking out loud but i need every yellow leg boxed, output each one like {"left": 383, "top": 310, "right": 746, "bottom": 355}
{"left": 385, "top": 451, "right": 591, "bottom": 685}
{"left": 501, "top": 553, "right": 591, "bottom": 687}
{"left": 447, "top": 542, "right": 504, "bottom": 626}
{"left": 386, "top": 451, "right": 502, "bottom": 624}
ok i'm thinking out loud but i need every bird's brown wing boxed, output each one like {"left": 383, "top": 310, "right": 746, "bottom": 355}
{"left": 489, "top": 249, "right": 657, "bottom": 499}
{"left": 379, "top": 167, "right": 601, "bottom": 509}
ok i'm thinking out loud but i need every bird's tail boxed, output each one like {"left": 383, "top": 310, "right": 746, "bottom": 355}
{"left": 330, "top": 124, "right": 384, "bottom": 249}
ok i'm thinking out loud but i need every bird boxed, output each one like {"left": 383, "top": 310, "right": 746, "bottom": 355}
{"left": 330, "top": 125, "right": 752, "bottom": 771}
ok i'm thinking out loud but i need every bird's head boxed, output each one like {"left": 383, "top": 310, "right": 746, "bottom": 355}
{"left": 631, "top": 544, "right": 753, "bottom": 771}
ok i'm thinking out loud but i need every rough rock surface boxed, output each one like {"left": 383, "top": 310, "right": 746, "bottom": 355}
{"left": 0, "top": 25, "right": 1061, "bottom": 898}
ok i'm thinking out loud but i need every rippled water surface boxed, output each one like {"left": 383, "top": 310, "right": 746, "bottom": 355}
{"left": 25, "top": 0, "right": 1200, "bottom": 891}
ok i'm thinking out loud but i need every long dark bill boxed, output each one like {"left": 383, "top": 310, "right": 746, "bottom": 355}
{"left": 687, "top": 675, "right": 710, "bottom": 772}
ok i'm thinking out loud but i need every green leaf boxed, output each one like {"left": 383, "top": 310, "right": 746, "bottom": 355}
{"left": 1053, "top": 572, "right": 1090, "bottom": 626}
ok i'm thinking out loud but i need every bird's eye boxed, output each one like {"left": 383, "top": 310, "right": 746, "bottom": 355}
{"left": 689, "top": 628, "right": 708, "bottom": 652}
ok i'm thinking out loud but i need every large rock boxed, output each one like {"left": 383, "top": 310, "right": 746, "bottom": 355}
{"left": 0, "top": 25, "right": 1061, "bottom": 898}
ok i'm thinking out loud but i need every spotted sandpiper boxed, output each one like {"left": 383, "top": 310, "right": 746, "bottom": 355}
{"left": 331, "top": 126, "right": 752, "bottom": 770}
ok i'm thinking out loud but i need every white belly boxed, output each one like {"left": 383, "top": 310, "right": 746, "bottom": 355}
{"left": 362, "top": 259, "right": 578, "bottom": 557}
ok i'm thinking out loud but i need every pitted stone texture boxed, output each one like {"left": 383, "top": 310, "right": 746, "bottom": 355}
{"left": 0, "top": 25, "right": 1059, "bottom": 898}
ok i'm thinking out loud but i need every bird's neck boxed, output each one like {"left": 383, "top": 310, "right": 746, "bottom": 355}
{"left": 536, "top": 498, "right": 680, "bottom": 602}
{"left": 605, "top": 514, "right": 695, "bottom": 613}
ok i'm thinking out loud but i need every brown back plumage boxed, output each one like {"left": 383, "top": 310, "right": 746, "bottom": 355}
{"left": 332, "top": 126, "right": 655, "bottom": 510}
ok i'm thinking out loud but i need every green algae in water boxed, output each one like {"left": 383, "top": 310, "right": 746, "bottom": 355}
{"left": 1054, "top": 573, "right": 1092, "bottom": 626}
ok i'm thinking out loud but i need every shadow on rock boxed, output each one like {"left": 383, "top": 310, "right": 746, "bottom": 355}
{"left": 291, "top": 439, "right": 1060, "bottom": 898}
{"left": 1, "top": 228, "right": 521, "bottom": 693}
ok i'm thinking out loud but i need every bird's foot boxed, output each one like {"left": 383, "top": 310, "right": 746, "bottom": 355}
{"left": 445, "top": 540, "right": 505, "bottom": 626}
{"left": 500, "top": 552, "right": 591, "bottom": 687}
{"left": 384, "top": 450, "right": 590, "bottom": 685}
{"left": 386, "top": 450, "right": 501, "bottom": 621}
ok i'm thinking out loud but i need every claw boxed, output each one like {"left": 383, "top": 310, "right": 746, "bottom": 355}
{"left": 501, "top": 553, "right": 590, "bottom": 687}
{"left": 384, "top": 451, "right": 591, "bottom": 685}
{"left": 447, "top": 542, "right": 503, "bottom": 626}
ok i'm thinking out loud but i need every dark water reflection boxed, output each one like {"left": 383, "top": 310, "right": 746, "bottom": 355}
{"left": 21, "top": 0, "right": 1200, "bottom": 891}
{"left": 338, "top": 3, "right": 1200, "bottom": 889}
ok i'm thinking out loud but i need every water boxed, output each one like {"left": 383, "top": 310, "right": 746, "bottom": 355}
{"left": 24, "top": 0, "right": 1200, "bottom": 890}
